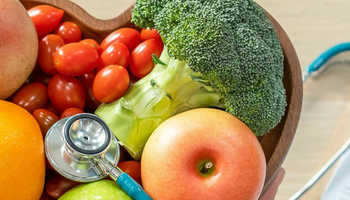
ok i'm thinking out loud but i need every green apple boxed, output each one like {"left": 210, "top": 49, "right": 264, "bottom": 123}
{"left": 59, "top": 180, "right": 132, "bottom": 200}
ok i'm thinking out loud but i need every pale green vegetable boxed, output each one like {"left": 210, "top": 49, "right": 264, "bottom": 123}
{"left": 59, "top": 180, "right": 132, "bottom": 200}
{"left": 95, "top": 49, "right": 224, "bottom": 159}
{"left": 96, "top": 0, "right": 286, "bottom": 160}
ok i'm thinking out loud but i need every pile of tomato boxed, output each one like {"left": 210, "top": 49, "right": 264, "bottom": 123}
{"left": 7, "top": 5, "right": 164, "bottom": 200}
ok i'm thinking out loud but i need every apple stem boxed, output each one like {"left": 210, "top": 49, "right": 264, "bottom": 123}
{"left": 200, "top": 161, "right": 213, "bottom": 175}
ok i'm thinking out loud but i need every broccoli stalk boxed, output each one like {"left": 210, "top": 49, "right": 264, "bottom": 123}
{"left": 96, "top": 0, "right": 287, "bottom": 159}
{"left": 95, "top": 48, "right": 225, "bottom": 159}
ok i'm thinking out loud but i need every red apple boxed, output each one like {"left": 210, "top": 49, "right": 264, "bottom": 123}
{"left": 141, "top": 108, "right": 266, "bottom": 200}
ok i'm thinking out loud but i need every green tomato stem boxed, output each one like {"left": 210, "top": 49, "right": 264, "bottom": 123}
{"left": 199, "top": 161, "right": 214, "bottom": 177}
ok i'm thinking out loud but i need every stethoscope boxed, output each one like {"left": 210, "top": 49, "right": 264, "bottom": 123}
{"left": 45, "top": 113, "right": 152, "bottom": 200}
{"left": 290, "top": 42, "right": 350, "bottom": 200}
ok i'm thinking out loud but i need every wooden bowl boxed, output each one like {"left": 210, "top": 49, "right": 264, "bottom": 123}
{"left": 20, "top": 0, "right": 303, "bottom": 190}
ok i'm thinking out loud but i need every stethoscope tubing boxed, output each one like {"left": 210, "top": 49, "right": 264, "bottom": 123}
{"left": 290, "top": 42, "right": 350, "bottom": 199}
{"left": 96, "top": 156, "right": 152, "bottom": 200}
{"left": 289, "top": 139, "right": 350, "bottom": 200}
{"left": 303, "top": 42, "right": 350, "bottom": 82}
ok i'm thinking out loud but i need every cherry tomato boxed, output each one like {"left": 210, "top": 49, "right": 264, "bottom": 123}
{"left": 54, "top": 22, "right": 82, "bottom": 44}
{"left": 54, "top": 43, "right": 99, "bottom": 76}
{"left": 46, "top": 173, "right": 82, "bottom": 199}
{"left": 78, "top": 72, "right": 101, "bottom": 112}
{"left": 97, "top": 42, "right": 130, "bottom": 72}
{"left": 27, "top": 5, "right": 64, "bottom": 37}
{"left": 38, "top": 34, "right": 65, "bottom": 75}
{"left": 100, "top": 28, "right": 141, "bottom": 52}
{"left": 130, "top": 39, "right": 164, "bottom": 78}
{"left": 13, "top": 82, "right": 48, "bottom": 113}
{"left": 60, "top": 108, "right": 84, "bottom": 119}
{"left": 44, "top": 101, "right": 62, "bottom": 116}
{"left": 117, "top": 161, "right": 142, "bottom": 185}
{"left": 30, "top": 70, "right": 52, "bottom": 85}
{"left": 141, "top": 28, "right": 163, "bottom": 43}
{"left": 6, "top": 83, "right": 26, "bottom": 102}
{"left": 32, "top": 109, "right": 59, "bottom": 137}
{"left": 39, "top": 191, "right": 55, "bottom": 200}
{"left": 92, "top": 65, "right": 129, "bottom": 103}
{"left": 80, "top": 39, "right": 103, "bottom": 55}
{"left": 48, "top": 74, "right": 86, "bottom": 112}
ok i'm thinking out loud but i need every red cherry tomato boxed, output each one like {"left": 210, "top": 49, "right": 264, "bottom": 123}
{"left": 54, "top": 43, "right": 99, "bottom": 76}
{"left": 27, "top": 5, "right": 64, "bottom": 37}
{"left": 44, "top": 101, "right": 62, "bottom": 116}
{"left": 130, "top": 39, "right": 164, "bottom": 78}
{"left": 39, "top": 191, "right": 55, "bottom": 200}
{"left": 13, "top": 82, "right": 48, "bottom": 113}
{"left": 97, "top": 42, "right": 130, "bottom": 72}
{"left": 80, "top": 39, "right": 103, "bottom": 55}
{"left": 100, "top": 28, "right": 141, "bottom": 52}
{"left": 117, "top": 161, "right": 142, "bottom": 185}
{"left": 46, "top": 173, "right": 82, "bottom": 199}
{"left": 32, "top": 109, "right": 59, "bottom": 137}
{"left": 30, "top": 70, "right": 52, "bottom": 85}
{"left": 141, "top": 28, "right": 163, "bottom": 43}
{"left": 92, "top": 65, "right": 129, "bottom": 103}
{"left": 38, "top": 34, "right": 65, "bottom": 75}
{"left": 54, "top": 22, "right": 82, "bottom": 44}
{"left": 60, "top": 108, "right": 84, "bottom": 119}
{"left": 78, "top": 72, "right": 101, "bottom": 111}
{"left": 48, "top": 74, "right": 86, "bottom": 112}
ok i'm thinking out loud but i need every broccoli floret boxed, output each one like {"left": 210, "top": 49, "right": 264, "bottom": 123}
{"left": 131, "top": 0, "right": 167, "bottom": 29}
{"left": 96, "top": 0, "right": 286, "bottom": 159}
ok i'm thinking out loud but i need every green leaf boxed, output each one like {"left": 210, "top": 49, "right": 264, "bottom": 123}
{"left": 152, "top": 54, "right": 166, "bottom": 65}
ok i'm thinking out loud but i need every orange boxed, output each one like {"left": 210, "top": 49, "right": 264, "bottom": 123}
{"left": 0, "top": 100, "right": 45, "bottom": 200}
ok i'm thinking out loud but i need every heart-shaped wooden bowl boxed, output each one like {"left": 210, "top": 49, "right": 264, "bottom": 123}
{"left": 20, "top": 0, "right": 303, "bottom": 191}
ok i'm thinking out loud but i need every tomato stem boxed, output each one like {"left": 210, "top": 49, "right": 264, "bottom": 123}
{"left": 199, "top": 161, "right": 213, "bottom": 175}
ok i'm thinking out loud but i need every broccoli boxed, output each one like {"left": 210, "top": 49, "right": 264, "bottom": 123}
{"left": 95, "top": 0, "right": 286, "bottom": 159}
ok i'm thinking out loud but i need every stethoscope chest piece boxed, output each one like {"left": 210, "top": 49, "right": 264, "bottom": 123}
{"left": 45, "top": 113, "right": 120, "bottom": 182}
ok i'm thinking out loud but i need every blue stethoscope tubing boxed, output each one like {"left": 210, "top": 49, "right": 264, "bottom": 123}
{"left": 302, "top": 42, "right": 350, "bottom": 82}
{"left": 290, "top": 42, "right": 350, "bottom": 200}
{"left": 116, "top": 173, "right": 152, "bottom": 200}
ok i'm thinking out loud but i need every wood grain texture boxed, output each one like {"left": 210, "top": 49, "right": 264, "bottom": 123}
{"left": 20, "top": 0, "right": 303, "bottom": 195}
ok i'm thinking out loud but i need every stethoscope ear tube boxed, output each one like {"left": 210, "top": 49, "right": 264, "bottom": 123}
{"left": 289, "top": 138, "right": 350, "bottom": 200}
{"left": 303, "top": 42, "right": 350, "bottom": 82}
{"left": 291, "top": 42, "right": 350, "bottom": 199}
